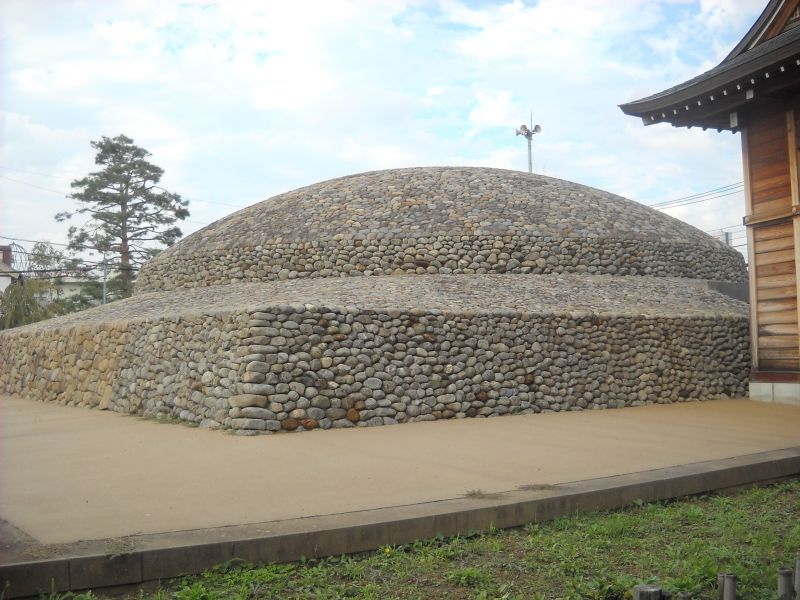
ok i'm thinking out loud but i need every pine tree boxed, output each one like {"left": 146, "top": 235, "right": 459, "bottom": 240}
{"left": 56, "top": 134, "right": 189, "bottom": 297}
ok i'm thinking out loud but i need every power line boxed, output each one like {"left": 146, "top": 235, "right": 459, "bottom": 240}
{"left": 704, "top": 223, "right": 745, "bottom": 232}
{"left": 7, "top": 247, "right": 116, "bottom": 268}
{"left": 654, "top": 188, "right": 744, "bottom": 211}
{"left": 668, "top": 181, "right": 744, "bottom": 201}
{"left": 649, "top": 181, "right": 744, "bottom": 207}
{"left": 0, "top": 237, "right": 152, "bottom": 269}
{"left": 17, "top": 267, "right": 98, "bottom": 274}
{"left": 0, "top": 165, "right": 73, "bottom": 180}
{"left": 0, "top": 235, "right": 71, "bottom": 247}
{"left": 0, "top": 175, "right": 67, "bottom": 196}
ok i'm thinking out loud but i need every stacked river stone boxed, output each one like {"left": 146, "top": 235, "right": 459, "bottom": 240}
{"left": 0, "top": 167, "right": 750, "bottom": 434}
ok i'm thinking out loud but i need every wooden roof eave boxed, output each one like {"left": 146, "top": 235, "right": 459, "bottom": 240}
{"left": 620, "top": 29, "right": 800, "bottom": 114}
{"left": 639, "top": 62, "right": 800, "bottom": 131}
{"left": 620, "top": 38, "right": 800, "bottom": 130}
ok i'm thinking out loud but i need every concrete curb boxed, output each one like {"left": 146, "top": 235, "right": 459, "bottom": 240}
{"left": 3, "top": 447, "right": 799, "bottom": 598}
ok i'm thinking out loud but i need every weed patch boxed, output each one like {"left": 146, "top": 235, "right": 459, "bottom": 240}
{"left": 87, "top": 480, "right": 800, "bottom": 599}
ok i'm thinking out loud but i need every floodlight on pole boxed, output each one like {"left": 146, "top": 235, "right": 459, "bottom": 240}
{"left": 515, "top": 113, "right": 541, "bottom": 173}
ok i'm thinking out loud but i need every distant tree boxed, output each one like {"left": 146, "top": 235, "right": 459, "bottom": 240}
{"left": 56, "top": 134, "right": 189, "bottom": 297}
{"left": 48, "top": 280, "right": 102, "bottom": 314}
{"left": 26, "top": 241, "right": 70, "bottom": 305}
{"left": 0, "top": 241, "right": 102, "bottom": 329}
{"left": 29, "top": 241, "right": 67, "bottom": 272}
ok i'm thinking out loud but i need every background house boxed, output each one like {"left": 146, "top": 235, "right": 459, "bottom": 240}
{"left": 0, "top": 246, "right": 22, "bottom": 292}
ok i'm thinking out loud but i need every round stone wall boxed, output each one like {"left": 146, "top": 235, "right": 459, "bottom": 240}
{"left": 0, "top": 275, "right": 750, "bottom": 434}
{"left": 136, "top": 168, "right": 747, "bottom": 292}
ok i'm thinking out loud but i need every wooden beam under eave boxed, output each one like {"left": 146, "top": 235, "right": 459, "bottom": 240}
{"left": 787, "top": 107, "right": 800, "bottom": 368}
{"left": 664, "top": 113, "right": 735, "bottom": 131}
{"left": 742, "top": 125, "right": 760, "bottom": 370}
{"left": 666, "top": 90, "right": 756, "bottom": 125}
{"left": 789, "top": 108, "right": 800, "bottom": 208}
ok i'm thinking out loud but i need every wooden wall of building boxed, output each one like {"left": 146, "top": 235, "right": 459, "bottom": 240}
{"left": 743, "top": 102, "right": 800, "bottom": 372}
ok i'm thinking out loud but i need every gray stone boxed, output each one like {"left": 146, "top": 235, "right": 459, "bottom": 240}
{"left": 241, "top": 407, "right": 277, "bottom": 419}
{"left": 364, "top": 377, "right": 383, "bottom": 390}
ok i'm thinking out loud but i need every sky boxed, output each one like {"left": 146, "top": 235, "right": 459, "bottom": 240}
{"left": 0, "top": 0, "right": 768, "bottom": 266}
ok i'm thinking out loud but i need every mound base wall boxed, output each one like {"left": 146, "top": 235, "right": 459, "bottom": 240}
{"left": 0, "top": 307, "right": 750, "bottom": 433}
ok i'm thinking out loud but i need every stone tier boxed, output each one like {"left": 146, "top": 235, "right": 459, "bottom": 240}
{"left": 136, "top": 167, "right": 746, "bottom": 292}
{"left": 0, "top": 275, "right": 750, "bottom": 434}
{"left": 136, "top": 235, "right": 747, "bottom": 292}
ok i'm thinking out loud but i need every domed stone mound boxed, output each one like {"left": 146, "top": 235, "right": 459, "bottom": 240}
{"left": 136, "top": 167, "right": 746, "bottom": 292}
{"left": 0, "top": 167, "right": 751, "bottom": 435}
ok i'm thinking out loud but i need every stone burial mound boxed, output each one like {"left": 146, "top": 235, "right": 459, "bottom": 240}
{"left": 0, "top": 167, "right": 750, "bottom": 435}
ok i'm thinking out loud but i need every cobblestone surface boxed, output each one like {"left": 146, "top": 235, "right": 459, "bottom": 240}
{"left": 137, "top": 168, "right": 746, "bottom": 291}
{"left": 9, "top": 274, "right": 747, "bottom": 333}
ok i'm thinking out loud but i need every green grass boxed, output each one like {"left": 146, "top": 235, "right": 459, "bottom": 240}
{"left": 74, "top": 480, "right": 800, "bottom": 599}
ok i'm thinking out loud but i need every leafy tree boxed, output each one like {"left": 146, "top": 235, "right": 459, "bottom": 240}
{"left": 26, "top": 241, "right": 70, "bottom": 305}
{"left": 48, "top": 280, "right": 103, "bottom": 314}
{"left": 0, "top": 242, "right": 103, "bottom": 329}
{"left": 29, "top": 241, "right": 67, "bottom": 272}
{"left": 0, "top": 283, "right": 48, "bottom": 329}
{"left": 56, "top": 134, "right": 190, "bottom": 297}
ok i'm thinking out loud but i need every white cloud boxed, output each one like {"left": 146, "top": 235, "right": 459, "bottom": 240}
{"left": 466, "top": 89, "right": 520, "bottom": 137}
{"left": 0, "top": 0, "right": 764, "bottom": 262}
{"left": 699, "top": 0, "right": 767, "bottom": 31}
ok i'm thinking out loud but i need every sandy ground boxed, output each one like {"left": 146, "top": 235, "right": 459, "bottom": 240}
{"left": 1, "top": 396, "right": 798, "bottom": 545}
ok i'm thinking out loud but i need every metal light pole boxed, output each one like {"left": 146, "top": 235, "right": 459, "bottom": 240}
{"left": 515, "top": 114, "right": 541, "bottom": 174}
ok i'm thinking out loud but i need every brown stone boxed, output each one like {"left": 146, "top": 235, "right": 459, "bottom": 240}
{"left": 346, "top": 408, "right": 360, "bottom": 423}
{"left": 477, "top": 390, "right": 488, "bottom": 401}
{"left": 281, "top": 418, "right": 299, "bottom": 431}
{"left": 354, "top": 400, "right": 366, "bottom": 410}
{"left": 300, "top": 419, "right": 318, "bottom": 430}
{"left": 229, "top": 394, "right": 268, "bottom": 408}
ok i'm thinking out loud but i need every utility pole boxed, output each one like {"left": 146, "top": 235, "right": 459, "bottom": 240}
{"left": 102, "top": 252, "right": 107, "bottom": 305}
{"left": 515, "top": 113, "right": 541, "bottom": 174}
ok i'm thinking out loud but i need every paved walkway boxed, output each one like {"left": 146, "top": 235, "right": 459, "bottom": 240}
{"left": 2, "top": 396, "right": 798, "bottom": 547}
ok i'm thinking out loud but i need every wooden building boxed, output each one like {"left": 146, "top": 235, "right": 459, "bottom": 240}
{"left": 620, "top": 0, "right": 800, "bottom": 402}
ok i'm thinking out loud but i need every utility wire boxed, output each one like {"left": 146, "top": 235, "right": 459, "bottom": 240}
{"left": 649, "top": 182, "right": 743, "bottom": 207}
{"left": 705, "top": 223, "right": 745, "bottom": 232}
{"left": 0, "top": 235, "right": 70, "bottom": 247}
{"left": 18, "top": 267, "right": 98, "bottom": 274}
{"left": 0, "top": 175, "right": 67, "bottom": 196}
{"left": 0, "top": 165, "right": 73, "bottom": 180}
{"left": 650, "top": 181, "right": 744, "bottom": 206}
{"left": 654, "top": 188, "right": 744, "bottom": 210}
